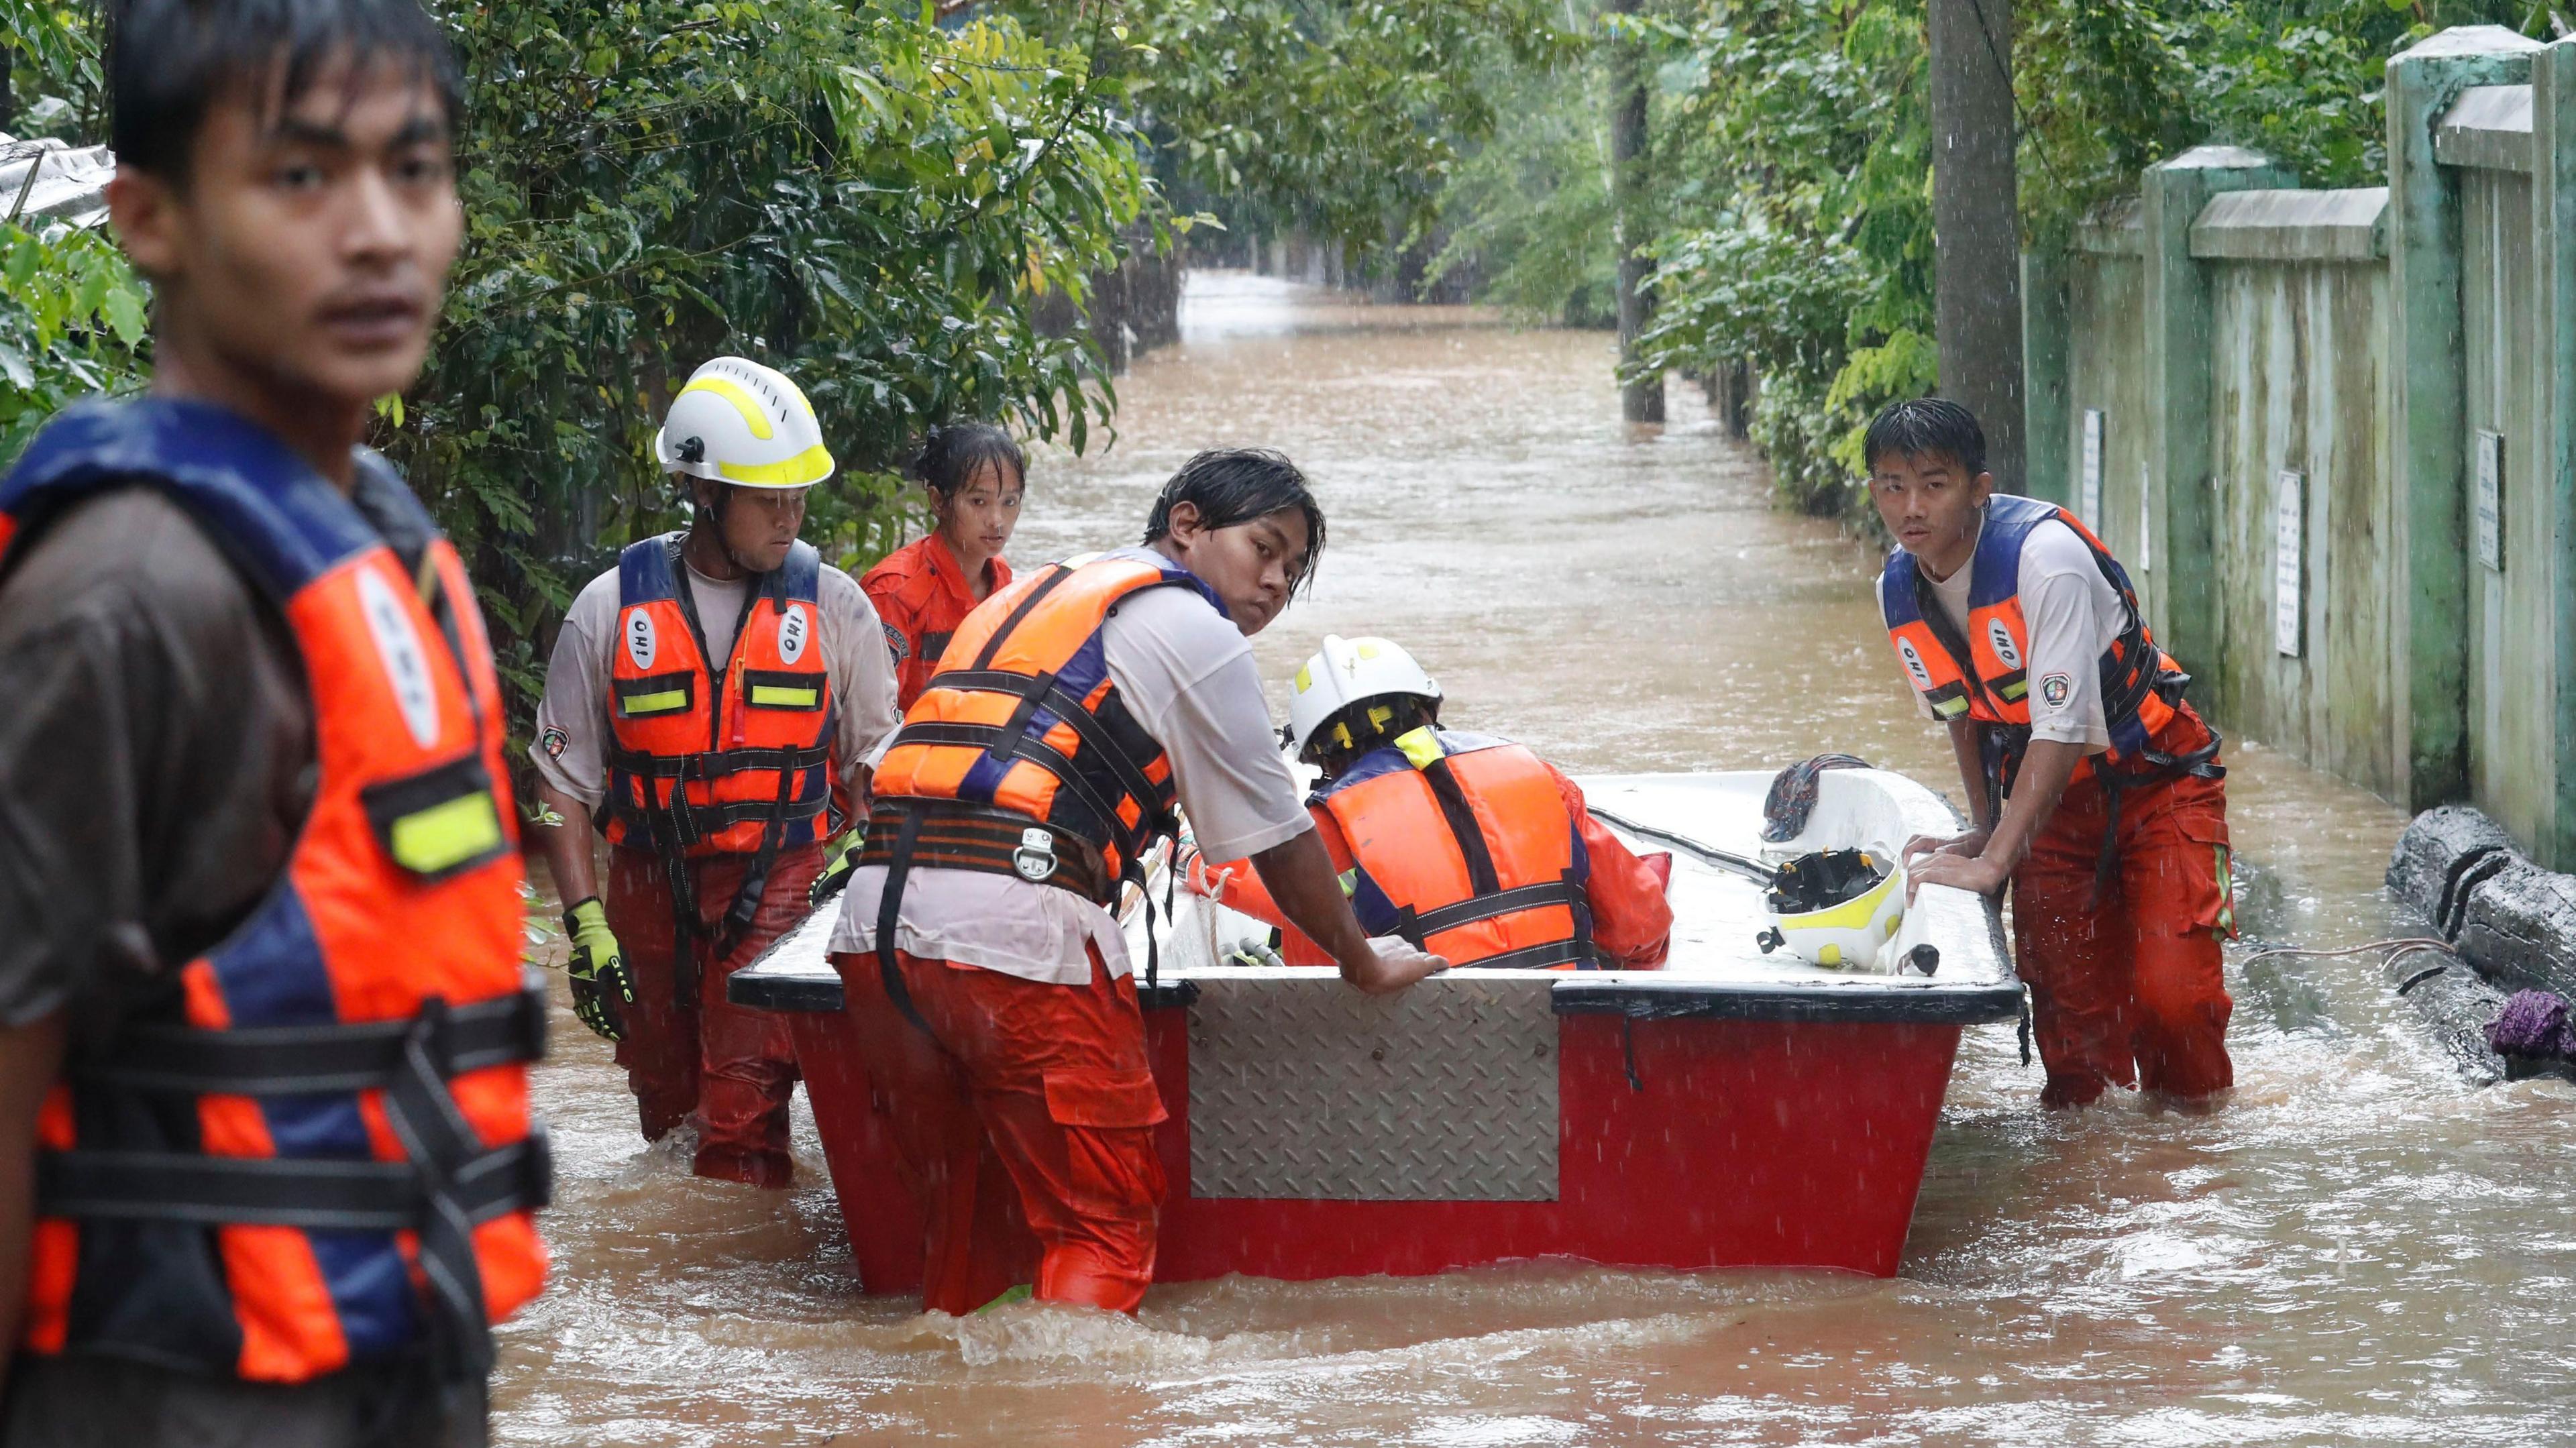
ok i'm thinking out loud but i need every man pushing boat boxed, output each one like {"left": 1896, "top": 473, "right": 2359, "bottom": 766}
{"left": 1866, "top": 398, "right": 2237, "bottom": 1109}
{"left": 1188, "top": 634, "right": 1676, "bottom": 970}
{"left": 827, "top": 448, "right": 1448, "bottom": 1317}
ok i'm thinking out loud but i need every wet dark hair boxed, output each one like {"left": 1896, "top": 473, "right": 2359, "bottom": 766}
{"left": 1862, "top": 396, "right": 1987, "bottom": 479}
{"left": 912, "top": 423, "right": 1027, "bottom": 502}
{"left": 111, "top": 0, "right": 463, "bottom": 182}
{"left": 1142, "top": 448, "right": 1328, "bottom": 594}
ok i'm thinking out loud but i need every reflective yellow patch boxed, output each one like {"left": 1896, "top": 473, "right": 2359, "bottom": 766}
{"left": 1932, "top": 695, "right": 1971, "bottom": 719}
{"left": 1395, "top": 726, "right": 1444, "bottom": 770}
{"left": 718, "top": 443, "right": 833, "bottom": 487}
{"left": 390, "top": 792, "right": 503, "bottom": 875}
{"left": 677, "top": 375, "right": 776, "bottom": 439}
{"left": 749, "top": 684, "right": 820, "bottom": 708}
{"left": 621, "top": 689, "right": 688, "bottom": 715}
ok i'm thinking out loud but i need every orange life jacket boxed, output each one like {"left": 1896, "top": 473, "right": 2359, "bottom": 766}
{"left": 1309, "top": 728, "right": 1597, "bottom": 970}
{"left": 867, "top": 549, "right": 1226, "bottom": 901}
{"left": 602, "top": 532, "right": 838, "bottom": 859}
{"left": 0, "top": 398, "right": 549, "bottom": 1386}
{"left": 861, "top": 532, "right": 1014, "bottom": 711}
{"left": 1879, "top": 494, "right": 2210, "bottom": 797}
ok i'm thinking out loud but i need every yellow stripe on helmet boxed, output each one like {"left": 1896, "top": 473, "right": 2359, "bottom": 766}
{"left": 676, "top": 375, "right": 777, "bottom": 440}
{"left": 719, "top": 443, "right": 835, "bottom": 488}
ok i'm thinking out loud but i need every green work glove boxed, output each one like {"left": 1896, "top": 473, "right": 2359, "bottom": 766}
{"left": 562, "top": 896, "right": 633, "bottom": 1042}
{"left": 810, "top": 828, "right": 861, "bottom": 908}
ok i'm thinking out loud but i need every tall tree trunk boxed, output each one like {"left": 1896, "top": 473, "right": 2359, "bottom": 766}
{"left": 1608, "top": 0, "right": 1663, "bottom": 423}
{"left": 1927, "top": 0, "right": 2025, "bottom": 490}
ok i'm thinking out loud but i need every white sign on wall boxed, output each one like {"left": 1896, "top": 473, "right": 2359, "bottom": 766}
{"left": 2137, "top": 462, "right": 2152, "bottom": 573}
{"left": 2274, "top": 469, "right": 2304, "bottom": 659}
{"left": 2080, "top": 408, "right": 2104, "bottom": 526}
{"left": 2474, "top": 429, "right": 2504, "bottom": 572}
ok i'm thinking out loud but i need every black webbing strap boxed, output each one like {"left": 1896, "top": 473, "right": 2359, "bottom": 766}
{"left": 932, "top": 669, "right": 1175, "bottom": 838}
{"left": 1456, "top": 938, "right": 1591, "bottom": 971}
{"left": 967, "top": 563, "right": 1078, "bottom": 670}
{"left": 39, "top": 998, "right": 554, "bottom": 1383}
{"left": 35, "top": 1135, "right": 548, "bottom": 1231}
{"left": 1406, "top": 878, "right": 1585, "bottom": 939}
{"left": 875, "top": 803, "right": 937, "bottom": 1037}
{"left": 857, "top": 801, "right": 1115, "bottom": 905}
{"left": 1418, "top": 758, "right": 1504, "bottom": 897}
{"left": 70, "top": 977, "right": 547, "bottom": 1096}
{"left": 884, "top": 722, "right": 1130, "bottom": 841}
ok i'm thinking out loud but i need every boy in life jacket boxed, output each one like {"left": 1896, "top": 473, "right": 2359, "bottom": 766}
{"left": 525, "top": 357, "right": 901, "bottom": 1188}
{"left": 863, "top": 423, "right": 1023, "bottom": 710}
{"left": 0, "top": 3, "right": 548, "bottom": 1439}
{"left": 1189, "top": 636, "right": 1674, "bottom": 970}
{"left": 825, "top": 449, "right": 1448, "bottom": 1317}
{"left": 1867, "top": 398, "right": 2235, "bottom": 1109}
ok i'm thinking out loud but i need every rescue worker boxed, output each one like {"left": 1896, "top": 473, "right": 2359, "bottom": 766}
{"left": 0, "top": 3, "right": 547, "bottom": 1439}
{"left": 826, "top": 449, "right": 1449, "bottom": 1317}
{"left": 1189, "top": 636, "right": 1674, "bottom": 970}
{"left": 1866, "top": 398, "right": 2234, "bottom": 1109}
{"left": 525, "top": 357, "right": 900, "bottom": 1188}
{"left": 864, "top": 423, "right": 1024, "bottom": 710}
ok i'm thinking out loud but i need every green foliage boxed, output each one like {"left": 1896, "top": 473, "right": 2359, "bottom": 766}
{"left": 0, "top": 221, "right": 148, "bottom": 461}
{"left": 1001, "top": 0, "right": 1572, "bottom": 280}
{"left": 1423, "top": 39, "right": 1617, "bottom": 324}
{"left": 405, "top": 1, "right": 1155, "bottom": 725}
{"left": 1634, "top": 0, "right": 2542, "bottom": 524}
{"left": 2, "top": 1, "right": 1154, "bottom": 750}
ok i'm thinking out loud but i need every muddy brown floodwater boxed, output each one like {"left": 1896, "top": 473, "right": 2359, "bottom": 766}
{"left": 495, "top": 274, "right": 2576, "bottom": 1445}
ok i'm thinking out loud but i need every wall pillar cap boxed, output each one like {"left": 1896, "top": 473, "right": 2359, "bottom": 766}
{"left": 2151, "top": 145, "right": 2277, "bottom": 174}
{"left": 2393, "top": 25, "right": 2542, "bottom": 63}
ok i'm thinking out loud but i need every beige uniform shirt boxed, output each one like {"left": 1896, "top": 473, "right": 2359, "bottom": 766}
{"left": 530, "top": 549, "right": 901, "bottom": 810}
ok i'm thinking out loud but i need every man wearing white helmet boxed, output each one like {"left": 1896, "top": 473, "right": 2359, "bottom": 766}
{"left": 1190, "top": 636, "right": 1675, "bottom": 972}
{"left": 526, "top": 356, "right": 901, "bottom": 1187}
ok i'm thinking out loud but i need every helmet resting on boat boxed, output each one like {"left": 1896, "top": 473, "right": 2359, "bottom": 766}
{"left": 1754, "top": 848, "right": 1907, "bottom": 971}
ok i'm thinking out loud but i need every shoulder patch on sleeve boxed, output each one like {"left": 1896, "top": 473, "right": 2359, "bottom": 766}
{"left": 2039, "top": 672, "right": 2074, "bottom": 710}
{"left": 880, "top": 620, "right": 911, "bottom": 661}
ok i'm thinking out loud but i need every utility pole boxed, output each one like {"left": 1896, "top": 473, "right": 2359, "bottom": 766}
{"left": 1926, "top": 0, "right": 2024, "bottom": 490}
{"left": 1608, "top": 0, "right": 1664, "bottom": 423}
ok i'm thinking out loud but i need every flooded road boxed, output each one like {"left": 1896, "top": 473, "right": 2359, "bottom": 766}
{"left": 494, "top": 274, "right": 2576, "bottom": 1445}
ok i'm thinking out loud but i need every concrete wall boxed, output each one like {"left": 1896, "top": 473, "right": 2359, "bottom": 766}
{"left": 2205, "top": 255, "right": 2395, "bottom": 795}
{"left": 2023, "top": 27, "right": 2576, "bottom": 862}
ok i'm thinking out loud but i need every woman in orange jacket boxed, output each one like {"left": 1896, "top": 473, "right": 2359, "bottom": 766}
{"left": 863, "top": 424, "right": 1025, "bottom": 709}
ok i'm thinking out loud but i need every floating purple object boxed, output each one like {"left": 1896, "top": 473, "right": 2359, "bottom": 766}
{"left": 2485, "top": 989, "right": 2576, "bottom": 1061}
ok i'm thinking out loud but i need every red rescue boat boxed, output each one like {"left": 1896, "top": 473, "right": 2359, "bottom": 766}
{"left": 733, "top": 769, "right": 2021, "bottom": 1294}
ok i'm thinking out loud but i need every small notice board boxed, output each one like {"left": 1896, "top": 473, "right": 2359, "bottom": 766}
{"left": 2274, "top": 470, "right": 2304, "bottom": 659}
{"left": 2474, "top": 429, "right": 2504, "bottom": 572}
{"left": 2080, "top": 409, "right": 2104, "bottom": 526}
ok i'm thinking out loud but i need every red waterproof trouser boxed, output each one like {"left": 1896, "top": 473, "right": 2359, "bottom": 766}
{"left": 604, "top": 843, "right": 822, "bottom": 1186}
{"left": 2010, "top": 767, "right": 2236, "bottom": 1107}
{"left": 827, "top": 944, "right": 1169, "bottom": 1316}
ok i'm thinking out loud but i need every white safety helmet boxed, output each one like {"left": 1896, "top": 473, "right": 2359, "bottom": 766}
{"left": 653, "top": 355, "right": 836, "bottom": 490}
{"left": 1285, "top": 634, "right": 1443, "bottom": 761}
{"left": 1755, "top": 850, "right": 1909, "bottom": 972}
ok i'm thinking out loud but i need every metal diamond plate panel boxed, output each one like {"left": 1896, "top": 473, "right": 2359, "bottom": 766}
{"left": 1187, "top": 976, "right": 1558, "bottom": 1202}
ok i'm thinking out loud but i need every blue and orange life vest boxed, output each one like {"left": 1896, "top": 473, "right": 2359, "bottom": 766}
{"left": 865, "top": 549, "right": 1226, "bottom": 905}
{"left": 1879, "top": 494, "right": 2206, "bottom": 795}
{"left": 1309, "top": 728, "right": 1596, "bottom": 970}
{"left": 602, "top": 532, "right": 839, "bottom": 860}
{"left": 0, "top": 398, "right": 549, "bottom": 1384}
